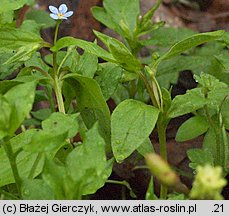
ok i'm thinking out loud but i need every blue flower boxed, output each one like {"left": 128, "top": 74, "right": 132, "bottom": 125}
{"left": 49, "top": 4, "right": 73, "bottom": 20}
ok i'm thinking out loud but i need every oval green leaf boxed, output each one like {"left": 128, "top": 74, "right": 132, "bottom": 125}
{"left": 111, "top": 99, "right": 159, "bottom": 163}
{"left": 176, "top": 115, "right": 209, "bottom": 142}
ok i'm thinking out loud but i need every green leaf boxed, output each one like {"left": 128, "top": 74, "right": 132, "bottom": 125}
{"left": 4, "top": 43, "right": 42, "bottom": 64}
{"left": 81, "top": 159, "right": 113, "bottom": 195}
{"left": 207, "top": 88, "right": 229, "bottom": 111}
{"left": 0, "top": 11, "right": 14, "bottom": 24}
{"left": 31, "top": 108, "right": 51, "bottom": 121}
{"left": 0, "top": 26, "right": 45, "bottom": 65}
{"left": 176, "top": 115, "right": 209, "bottom": 142}
{"left": 62, "top": 81, "right": 77, "bottom": 112}
{"left": 25, "top": 9, "right": 56, "bottom": 29}
{"left": 20, "top": 20, "right": 42, "bottom": 35}
{"left": 155, "top": 30, "right": 224, "bottom": 66}
{"left": 66, "top": 123, "right": 112, "bottom": 195}
{"left": 194, "top": 73, "right": 229, "bottom": 112}
{"left": 111, "top": 99, "right": 159, "bottom": 163}
{"left": 0, "top": 0, "right": 29, "bottom": 13}
{"left": 21, "top": 179, "right": 54, "bottom": 200}
{"left": 4, "top": 81, "right": 36, "bottom": 135}
{"left": 25, "top": 131, "right": 68, "bottom": 153}
{"left": 187, "top": 148, "right": 214, "bottom": 170}
{"left": 103, "top": 0, "right": 140, "bottom": 35}
{"left": 156, "top": 56, "right": 212, "bottom": 89}
{"left": 24, "top": 52, "right": 50, "bottom": 72}
{"left": 203, "top": 128, "right": 217, "bottom": 160}
{"left": 65, "top": 48, "right": 81, "bottom": 73}
{"left": 42, "top": 112, "right": 79, "bottom": 139}
{"left": 92, "top": 6, "right": 124, "bottom": 37}
{"left": 51, "top": 37, "right": 115, "bottom": 62}
{"left": 145, "top": 177, "right": 158, "bottom": 200}
{"left": 221, "top": 99, "right": 229, "bottom": 130}
{"left": 0, "top": 80, "right": 22, "bottom": 94}
{"left": 23, "top": 118, "right": 41, "bottom": 127}
{"left": 0, "top": 130, "right": 44, "bottom": 187}
{"left": 137, "top": 138, "right": 154, "bottom": 156}
{"left": 24, "top": 113, "right": 79, "bottom": 153}
{"left": 94, "top": 31, "right": 142, "bottom": 72}
{"left": 215, "top": 54, "right": 229, "bottom": 72}
{"left": 168, "top": 88, "right": 207, "bottom": 118}
{"left": 0, "top": 95, "right": 12, "bottom": 139}
{"left": 0, "top": 52, "right": 22, "bottom": 80}
{"left": 155, "top": 42, "right": 228, "bottom": 88}
{"left": 42, "top": 158, "right": 77, "bottom": 199}
{"left": 0, "top": 27, "right": 44, "bottom": 51}
{"left": 141, "top": 27, "right": 195, "bottom": 47}
{"left": 95, "top": 63, "right": 122, "bottom": 100}
{"left": 194, "top": 73, "right": 228, "bottom": 91}
{"left": 222, "top": 31, "right": 229, "bottom": 47}
{"left": 77, "top": 52, "right": 98, "bottom": 78}
{"left": 65, "top": 74, "right": 111, "bottom": 150}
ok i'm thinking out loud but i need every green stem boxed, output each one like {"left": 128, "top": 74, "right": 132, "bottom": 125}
{"left": 2, "top": 137, "right": 22, "bottom": 197}
{"left": 53, "top": 55, "right": 58, "bottom": 76}
{"left": 54, "top": 76, "right": 65, "bottom": 113}
{"left": 157, "top": 122, "right": 167, "bottom": 161}
{"left": 54, "top": 22, "right": 60, "bottom": 45}
{"left": 53, "top": 21, "right": 60, "bottom": 75}
{"left": 157, "top": 120, "right": 168, "bottom": 199}
{"left": 52, "top": 20, "right": 65, "bottom": 114}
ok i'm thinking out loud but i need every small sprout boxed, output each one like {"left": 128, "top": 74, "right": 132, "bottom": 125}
{"left": 190, "top": 165, "right": 227, "bottom": 200}
{"left": 49, "top": 4, "right": 73, "bottom": 20}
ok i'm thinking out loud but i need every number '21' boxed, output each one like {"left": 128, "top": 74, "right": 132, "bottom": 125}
{"left": 213, "top": 204, "right": 223, "bottom": 212}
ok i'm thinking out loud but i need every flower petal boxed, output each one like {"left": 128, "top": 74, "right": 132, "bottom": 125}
{"left": 64, "top": 11, "right": 73, "bottom": 18}
{"left": 50, "top": 13, "right": 59, "bottom": 20}
{"left": 59, "top": 4, "right": 68, "bottom": 14}
{"left": 49, "top": 6, "right": 58, "bottom": 14}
